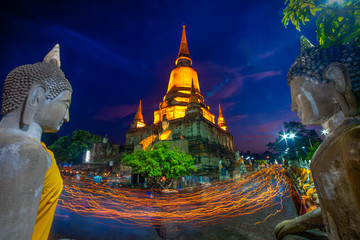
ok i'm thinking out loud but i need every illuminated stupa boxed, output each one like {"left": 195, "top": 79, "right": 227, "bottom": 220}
{"left": 154, "top": 26, "right": 214, "bottom": 124}
{"left": 126, "top": 26, "right": 236, "bottom": 176}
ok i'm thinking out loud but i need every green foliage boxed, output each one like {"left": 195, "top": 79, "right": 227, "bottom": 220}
{"left": 306, "top": 141, "right": 321, "bottom": 160}
{"left": 49, "top": 130, "right": 101, "bottom": 164}
{"left": 266, "top": 121, "right": 322, "bottom": 160}
{"left": 122, "top": 142, "right": 196, "bottom": 189}
{"left": 256, "top": 160, "right": 267, "bottom": 165}
{"left": 283, "top": 0, "right": 360, "bottom": 46}
{"left": 49, "top": 136, "right": 72, "bottom": 163}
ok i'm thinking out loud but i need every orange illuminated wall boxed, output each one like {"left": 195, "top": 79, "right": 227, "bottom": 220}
{"left": 154, "top": 106, "right": 188, "bottom": 123}
{"left": 201, "top": 108, "right": 215, "bottom": 124}
{"left": 154, "top": 106, "right": 215, "bottom": 124}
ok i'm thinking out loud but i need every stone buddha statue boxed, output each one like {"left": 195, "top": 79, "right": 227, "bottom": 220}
{"left": 159, "top": 116, "right": 172, "bottom": 141}
{"left": 275, "top": 40, "right": 360, "bottom": 239}
{"left": 0, "top": 44, "right": 72, "bottom": 240}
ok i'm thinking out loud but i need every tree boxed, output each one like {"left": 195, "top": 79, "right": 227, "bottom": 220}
{"left": 283, "top": 0, "right": 360, "bottom": 46}
{"left": 266, "top": 121, "right": 322, "bottom": 160}
{"left": 306, "top": 141, "right": 321, "bottom": 161}
{"left": 49, "top": 136, "right": 72, "bottom": 163}
{"left": 49, "top": 130, "right": 101, "bottom": 164}
{"left": 122, "top": 142, "right": 196, "bottom": 190}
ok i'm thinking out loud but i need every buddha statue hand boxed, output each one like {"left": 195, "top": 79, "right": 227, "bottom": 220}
{"left": 275, "top": 217, "right": 306, "bottom": 240}
{"left": 275, "top": 208, "right": 323, "bottom": 240}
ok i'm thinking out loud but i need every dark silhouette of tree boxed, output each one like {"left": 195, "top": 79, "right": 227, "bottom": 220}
{"left": 266, "top": 121, "right": 322, "bottom": 160}
{"left": 49, "top": 130, "right": 101, "bottom": 164}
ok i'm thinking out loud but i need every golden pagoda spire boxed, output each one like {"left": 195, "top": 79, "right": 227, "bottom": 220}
{"left": 218, "top": 104, "right": 228, "bottom": 131}
{"left": 178, "top": 25, "right": 190, "bottom": 58}
{"left": 175, "top": 25, "right": 192, "bottom": 66}
{"left": 132, "top": 100, "right": 146, "bottom": 128}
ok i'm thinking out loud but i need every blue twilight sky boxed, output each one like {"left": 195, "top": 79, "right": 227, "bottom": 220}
{"left": 0, "top": 0, "right": 321, "bottom": 153}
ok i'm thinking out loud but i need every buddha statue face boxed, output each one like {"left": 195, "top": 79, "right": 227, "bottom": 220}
{"left": 289, "top": 75, "right": 338, "bottom": 125}
{"left": 33, "top": 90, "right": 72, "bottom": 133}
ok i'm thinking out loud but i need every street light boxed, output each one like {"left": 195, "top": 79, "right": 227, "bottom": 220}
{"left": 282, "top": 132, "right": 296, "bottom": 140}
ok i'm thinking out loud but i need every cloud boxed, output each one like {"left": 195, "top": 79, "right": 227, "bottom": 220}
{"left": 216, "top": 101, "right": 240, "bottom": 112}
{"left": 245, "top": 71, "right": 282, "bottom": 81}
{"left": 228, "top": 114, "right": 248, "bottom": 122}
{"left": 258, "top": 47, "right": 279, "bottom": 59}
{"left": 197, "top": 61, "right": 282, "bottom": 100}
{"left": 196, "top": 61, "right": 245, "bottom": 99}
{"left": 94, "top": 103, "right": 138, "bottom": 121}
{"left": 254, "top": 119, "right": 285, "bottom": 133}
{"left": 238, "top": 134, "right": 272, "bottom": 139}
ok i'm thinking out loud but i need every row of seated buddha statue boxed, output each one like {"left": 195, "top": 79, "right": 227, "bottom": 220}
{"left": 288, "top": 166, "right": 319, "bottom": 214}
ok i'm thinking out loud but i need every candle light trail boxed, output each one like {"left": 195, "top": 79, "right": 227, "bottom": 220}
{"left": 57, "top": 165, "right": 291, "bottom": 230}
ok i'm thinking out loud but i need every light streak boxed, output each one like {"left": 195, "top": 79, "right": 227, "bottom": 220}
{"left": 57, "top": 165, "right": 291, "bottom": 230}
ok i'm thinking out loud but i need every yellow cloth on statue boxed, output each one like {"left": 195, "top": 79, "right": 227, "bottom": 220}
{"left": 306, "top": 187, "right": 317, "bottom": 199}
{"left": 32, "top": 142, "right": 63, "bottom": 240}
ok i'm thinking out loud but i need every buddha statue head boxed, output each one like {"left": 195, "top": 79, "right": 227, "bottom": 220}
{"left": 1, "top": 44, "right": 73, "bottom": 133}
{"left": 288, "top": 40, "right": 360, "bottom": 127}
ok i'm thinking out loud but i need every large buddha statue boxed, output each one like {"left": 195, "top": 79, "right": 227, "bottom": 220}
{"left": 275, "top": 39, "right": 360, "bottom": 239}
{"left": 0, "top": 44, "right": 72, "bottom": 240}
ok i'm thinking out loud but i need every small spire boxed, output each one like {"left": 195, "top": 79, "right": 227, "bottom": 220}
{"left": 219, "top": 104, "right": 223, "bottom": 116}
{"left": 133, "top": 100, "right": 146, "bottom": 128}
{"left": 218, "top": 104, "right": 228, "bottom": 131}
{"left": 134, "top": 100, "right": 144, "bottom": 120}
{"left": 189, "top": 79, "right": 199, "bottom": 103}
{"left": 178, "top": 25, "right": 190, "bottom": 58}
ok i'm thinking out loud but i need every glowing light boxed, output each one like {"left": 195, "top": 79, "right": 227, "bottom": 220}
{"left": 178, "top": 90, "right": 191, "bottom": 94}
{"left": 57, "top": 166, "right": 291, "bottom": 229}
{"left": 220, "top": 126, "right": 227, "bottom": 131}
{"left": 321, "top": 129, "right": 328, "bottom": 135}
{"left": 174, "top": 97, "right": 190, "bottom": 103}
{"left": 136, "top": 122, "right": 146, "bottom": 128}
{"left": 85, "top": 150, "right": 90, "bottom": 163}
{"left": 282, "top": 133, "right": 295, "bottom": 140}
